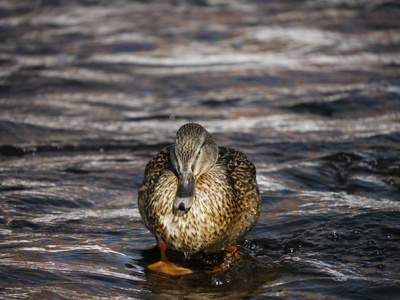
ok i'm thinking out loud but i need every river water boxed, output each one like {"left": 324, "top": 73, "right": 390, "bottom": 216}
{"left": 1, "top": 0, "right": 400, "bottom": 299}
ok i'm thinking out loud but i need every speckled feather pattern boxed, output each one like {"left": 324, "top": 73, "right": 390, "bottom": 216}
{"left": 138, "top": 144, "right": 261, "bottom": 254}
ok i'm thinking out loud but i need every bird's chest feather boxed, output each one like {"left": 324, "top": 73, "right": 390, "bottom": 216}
{"left": 153, "top": 167, "right": 231, "bottom": 250}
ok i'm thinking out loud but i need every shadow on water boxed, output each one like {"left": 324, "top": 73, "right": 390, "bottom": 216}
{"left": 128, "top": 243, "right": 280, "bottom": 299}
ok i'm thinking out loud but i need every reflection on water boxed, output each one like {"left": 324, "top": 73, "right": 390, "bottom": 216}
{"left": 1, "top": 0, "right": 400, "bottom": 298}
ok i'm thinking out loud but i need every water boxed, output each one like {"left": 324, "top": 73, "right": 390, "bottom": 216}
{"left": 1, "top": 0, "right": 400, "bottom": 298}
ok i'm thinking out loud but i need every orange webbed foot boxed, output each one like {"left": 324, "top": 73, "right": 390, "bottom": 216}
{"left": 148, "top": 260, "right": 192, "bottom": 276}
{"left": 210, "top": 244, "right": 242, "bottom": 273}
{"left": 148, "top": 239, "right": 192, "bottom": 276}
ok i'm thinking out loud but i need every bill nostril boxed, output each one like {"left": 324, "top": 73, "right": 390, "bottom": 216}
{"left": 174, "top": 197, "right": 193, "bottom": 211}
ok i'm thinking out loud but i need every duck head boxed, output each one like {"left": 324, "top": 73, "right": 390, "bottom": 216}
{"left": 170, "top": 123, "right": 218, "bottom": 212}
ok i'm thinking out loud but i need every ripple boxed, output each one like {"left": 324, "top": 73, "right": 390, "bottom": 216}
{"left": 32, "top": 208, "right": 140, "bottom": 223}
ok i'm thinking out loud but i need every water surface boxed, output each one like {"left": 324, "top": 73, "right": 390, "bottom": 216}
{"left": 1, "top": 0, "right": 400, "bottom": 299}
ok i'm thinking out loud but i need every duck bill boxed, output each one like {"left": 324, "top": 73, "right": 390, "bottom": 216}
{"left": 174, "top": 172, "right": 196, "bottom": 211}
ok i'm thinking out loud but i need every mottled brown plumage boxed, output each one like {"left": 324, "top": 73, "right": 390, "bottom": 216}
{"left": 138, "top": 123, "right": 261, "bottom": 257}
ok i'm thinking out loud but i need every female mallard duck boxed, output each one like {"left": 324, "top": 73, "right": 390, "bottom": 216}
{"left": 138, "top": 123, "right": 261, "bottom": 275}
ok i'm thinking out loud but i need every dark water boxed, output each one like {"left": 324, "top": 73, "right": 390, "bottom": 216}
{"left": 1, "top": 0, "right": 400, "bottom": 299}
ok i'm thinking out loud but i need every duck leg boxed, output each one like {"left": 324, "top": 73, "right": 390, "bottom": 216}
{"left": 211, "top": 244, "right": 242, "bottom": 272}
{"left": 147, "top": 239, "right": 192, "bottom": 275}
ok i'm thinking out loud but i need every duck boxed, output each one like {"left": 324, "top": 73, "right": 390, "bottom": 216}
{"left": 138, "top": 123, "right": 261, "bottom": 275}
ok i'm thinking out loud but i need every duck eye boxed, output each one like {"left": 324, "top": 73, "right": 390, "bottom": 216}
{"left": 197, "top": 147, "right": 203, "bottom": 158}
